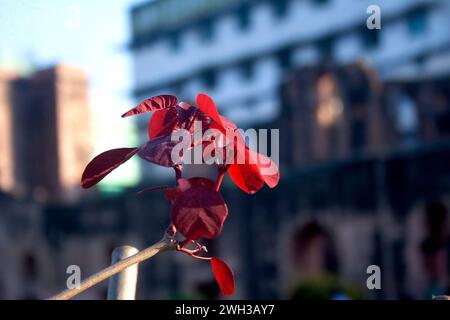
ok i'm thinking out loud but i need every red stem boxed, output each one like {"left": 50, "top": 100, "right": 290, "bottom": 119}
{"left": 174, "top": 164, "right": 182, "bottom": 181}
{"left": 177, "top": 247, "right": 212, "bottom": 261}
{"left": 186, "top": 109, "right": 199, "bottom": 131}
{"left": 215, "top": 171, "right": 225, "bottom": 191}
{"left": 214, "top": 164, "right": 231, "bottom": 191}
{"left": 176, "top": 239, "right": 211, "bottom": 260}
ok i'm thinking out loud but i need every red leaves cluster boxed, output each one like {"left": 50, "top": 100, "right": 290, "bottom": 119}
{"left": 80, "top": 93, "right": 280, "bottom": 296}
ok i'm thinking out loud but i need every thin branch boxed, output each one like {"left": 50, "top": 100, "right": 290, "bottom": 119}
{"left": 174, "top": 164, "right": 183, "bottom": 181}
{"left": 214, "top": 171, "right": 226, "bottom": 191}
{"left": 176, "top": 240, "right": 210, "bottom": 261}
{"left": 185, "top": 109, "right": 199, "bottom": 132}
{"left": 177, "top": 247, "right": 211, "bottom": 261}
{"left": 48, "top": 234, "right": 177, "bottom": 300}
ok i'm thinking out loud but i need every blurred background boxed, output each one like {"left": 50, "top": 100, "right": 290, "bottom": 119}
{"left": 1, "top": 0, "right": 450, "bottom": 300}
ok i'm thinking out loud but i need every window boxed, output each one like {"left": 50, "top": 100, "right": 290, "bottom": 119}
{"left": 277, "top": 48, "right": 293, "bottom": 70}
{"left": 393, "top": 92, "right": 419, "bottom": 145}
{"left": 317, "top": 36, "right": 335, "bottom": 60}
{"left": 270, "top": 0, "right": 289, "bottom": 19}
{"left": 407, "top": 7, "right": 428, "bottom": 36}
{"left": 350, "top": 115, "right": 366, "bottom": 151}
{"left": 237, "top": 5, "right": 251, "bottom": 30}
{"left": 360, "top": 27, "right": 380, "bottom": 50}
{"left": 241, "top": 59, "right": 255, "bottom": 80}
{"left": 311, "top": 0, "right": 329, "bottom": 6}
{"left": 172, "top": 80, "right": 183, "bottom": 95}
{"left": 168, "top": 31, "right": 181, "bottom": 51}
{"left": 199, "top": 19, "right": 214, "bottom": 43}
{"left": 289, "top": 222, "right": 338, "bottom": 280}
{"left": 22, "top": 253, "right": 38, "bottom": 280}
{"left": 202, "top": 69, "right": 217, "bottom": 88}
{"left": 315, "top": 73, "right": 343, "bottom": 128}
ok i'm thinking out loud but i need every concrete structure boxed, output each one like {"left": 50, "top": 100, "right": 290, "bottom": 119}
{"left": 1, "top": 65, "right": 450, "bottom": 299}
{"left": 129, "top": 0, "right": 450, "bottom": 124}
{"left": 0, "top": 69, "right": 16, "bottom": 193}
{"left": 129, "top": 0, "right": 450, "bottom": 179}
{"left": 0, "top": 65, "right": 92, "bottom": 202}
{"left": 1, "top": 0, "right": 450, "bottom": 300}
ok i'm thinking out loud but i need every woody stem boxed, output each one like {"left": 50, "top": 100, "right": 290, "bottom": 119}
{"left": 215, "top": 172, "right": 225, "bottom": 191}
{"left": 48, "top": 229, "right": 177, "bottom": 300}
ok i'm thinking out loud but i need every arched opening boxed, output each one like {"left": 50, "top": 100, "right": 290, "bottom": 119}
{"left": 287, "top": 220, "right": 359, "bottom": 299}
{"left": 418, "top": 201, "right": 450, "bottom": 297}
{"left": 289, "top": 221, "right": 338, "bottom": 278}
{"left": 19, "top": 252, "right": 39, "bottom": 299}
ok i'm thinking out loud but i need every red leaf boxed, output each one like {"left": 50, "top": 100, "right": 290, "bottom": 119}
{"left": 228, "top": 159, "right": 265, "bottom": 194}
{"left": 81, "top": 148, "right": 138, "bottom": 189}
{"left": 137, "top": 134, "right": 180, "bottom": 167}
{"left": 202, "top": 115, "right": 239, "bottom": 163}
{"left": 227, "top": 137, "right": 264, "bottom": 194}
{"left": 122, "top": 94, "right": 178, "bottom": 118}
{"left": 211, "top": 257, "right": 235, "bottom": 296}
{"left": 247, "top": 148, "right": 280, "bottom": 188}
{"left": 227, "top": 136, "right": 280, "bottom": 193}
{"left": 210, "top": 115, "right": 237, "bottom": 132}
{"left": 148, "top": 107, "right": 179, "bottom": 140}
{"left": 171, "top": 185, "right": 228, "bottom": 240}
{"left": 196, "top": 93, "right": 225, "bottom": 130}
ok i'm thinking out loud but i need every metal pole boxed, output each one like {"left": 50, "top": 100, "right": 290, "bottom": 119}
{"left": 107, "top": 246, "right": 139, "bottom": 300}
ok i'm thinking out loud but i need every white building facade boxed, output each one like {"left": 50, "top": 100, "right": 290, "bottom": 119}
{"left": 129, "top": 0, "right": 450, "bottom": 178}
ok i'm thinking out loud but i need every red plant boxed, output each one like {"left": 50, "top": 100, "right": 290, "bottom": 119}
{"left": 81, "top": 93, "right": 280, "bottom": 296}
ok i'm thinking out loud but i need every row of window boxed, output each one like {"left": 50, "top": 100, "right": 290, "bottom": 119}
{"left": 168, "top": 0, "right": 331, "bottom": 51}
{"left": 362, "top": 6, "right": 428, "bottom": 49}
{"left": 167, "top": 17, "right": 428, "bottom": 93}
{"left": 170, "top": 51, "right": 291, "bottom": 93}
{"left": 167, "top": 2, "right": 428, "bottom": 53}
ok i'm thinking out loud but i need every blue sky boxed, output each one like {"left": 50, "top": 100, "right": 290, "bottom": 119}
{"left": 0, "top": 0, "right": 145, "bottom": 188}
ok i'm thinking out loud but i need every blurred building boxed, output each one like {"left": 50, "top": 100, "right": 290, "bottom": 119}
{"left": 0, "top": 65, "right": 92, "bottom": 203}
{"left": 129, "top": 0, "right": 450, "bottom": 179}
{"left": 125, "top": 0, "right": 450, "bottom": 299}
{"left": 277, "top": 62, "right": 450, "bottom": 298}
{"left": 0, "top": 69, "right": 16, "bottom": 193}
{"left": 1, "top": 64, "right": 449, "bottom": 299}
{"left": 129, "top": 0, "right": 450, "bottom": 124}
{"left": 279, "top": 63, "right": 384, "bottom": 167}
{"left": 280, "top": 61, "right": 450, "bottom": 166}
{"left": 2, "top": 0, "right": 450, "bottom": 301}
